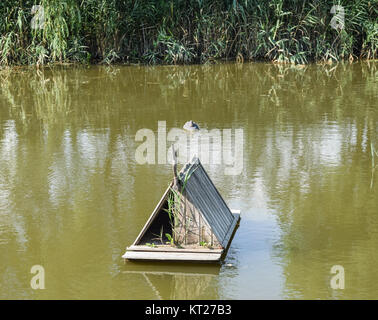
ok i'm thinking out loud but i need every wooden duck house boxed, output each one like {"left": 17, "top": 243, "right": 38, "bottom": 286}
{"left": 123, "top": 157, "right": 240, "bottom": 262}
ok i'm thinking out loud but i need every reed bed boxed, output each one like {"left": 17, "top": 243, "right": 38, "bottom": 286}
{"left": 0, "top": 1, "right": 376, "bottom": 66}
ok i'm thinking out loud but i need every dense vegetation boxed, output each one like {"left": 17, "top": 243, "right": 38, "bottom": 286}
{"left": 0, "top": 0, "right": 376, "bottom": 66}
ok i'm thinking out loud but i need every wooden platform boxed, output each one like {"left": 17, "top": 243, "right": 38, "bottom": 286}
{"left": 123, "top": 211, "right": 240, "bottom": 263}
{"left": 124, "top": 249, "right": 223, "bottom": 262}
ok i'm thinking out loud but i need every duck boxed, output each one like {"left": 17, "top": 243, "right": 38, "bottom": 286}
{"left": 183, "top": 120, "right": 200, "bottom": 132}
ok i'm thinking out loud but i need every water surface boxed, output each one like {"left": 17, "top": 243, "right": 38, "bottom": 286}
{"left": 0, "top": 62, "right": 377, "bottom": 299}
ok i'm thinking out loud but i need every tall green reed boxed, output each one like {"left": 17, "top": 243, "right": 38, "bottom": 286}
{"left": 0, "top": 1, "right": 376, "bottom": 66}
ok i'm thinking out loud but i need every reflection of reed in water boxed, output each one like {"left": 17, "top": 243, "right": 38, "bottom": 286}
{"left": 371, "top": 143, "right": 378, "bottom": 189}
{"left": 123, "top": 269, "right": 218, "bottom": 300}
{"left": 0, "top": 68, "right": 72, "bottom": 129}
{"left": 0, "top": 67, "right": 117, "bottom": 130}
{"left": 33, "top": 74, "right": 72, "bottom": 126}
{"left": 169, "top": 273, "right": 216, "bottom": 299}
{"left": 0, "top": 62, "right": 376, "bottom": 131}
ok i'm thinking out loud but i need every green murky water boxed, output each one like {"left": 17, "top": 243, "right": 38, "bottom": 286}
{"left": 0, "top": 62, "right": 377, "bottom": 299}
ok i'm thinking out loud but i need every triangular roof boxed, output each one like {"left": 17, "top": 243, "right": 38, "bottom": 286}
{"left": 132, "top": 157, "right": 239, "bottom": 249}
{"left": 177, "top": 157, "right": 236, "bottom": 247}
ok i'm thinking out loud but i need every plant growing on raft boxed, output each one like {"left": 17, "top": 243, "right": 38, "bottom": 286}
{"left": 165, "top": 233, "right": 174, "bottom": 246}
{"left": 151, "top": 225, "right": 164, "bottom": 245}
{"left": 145, "top": 243, "right": 156, "bottom": 248}
{"left": 163, "top": 158, "right": 198, "bottom": 247}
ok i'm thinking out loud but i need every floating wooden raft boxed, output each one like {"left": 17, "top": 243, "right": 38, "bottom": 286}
{"left": 123, "top": 157, "right": 240, "bottom": 263}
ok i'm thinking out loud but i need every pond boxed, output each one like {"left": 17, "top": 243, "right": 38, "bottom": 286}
{"left": 0, "top": 61, "right": 377, "bottom": 299}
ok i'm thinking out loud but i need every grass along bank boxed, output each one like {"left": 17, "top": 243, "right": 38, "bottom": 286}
{"left": 0, "top": 0, "right": 377, "bottom": 67}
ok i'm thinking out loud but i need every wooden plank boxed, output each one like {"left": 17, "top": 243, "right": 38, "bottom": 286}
{"left": 122, "top": 270, "right": 217, "bottom": 277}
{"left": 221, "top": 213, "right": 240, "bottom": 248}
{"left": 133, "top": 182, "right": 172, "bottom": 245}
{"left": 127, "top": 245, "right": 223, "bottom": 254}
{"left": 123, "top": 261, "right": 220, "bottom": 275}
{"left": 123, "top": 251, "right": 222, "bottom": 262}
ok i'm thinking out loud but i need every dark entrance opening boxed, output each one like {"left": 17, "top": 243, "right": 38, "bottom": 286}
{"left": 137, "top": 200, "right": 173, "bottom": 245}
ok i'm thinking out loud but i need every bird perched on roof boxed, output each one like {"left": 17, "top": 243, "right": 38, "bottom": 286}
{"left": 183, "top": 120, "right": 200, "bottom": 132}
